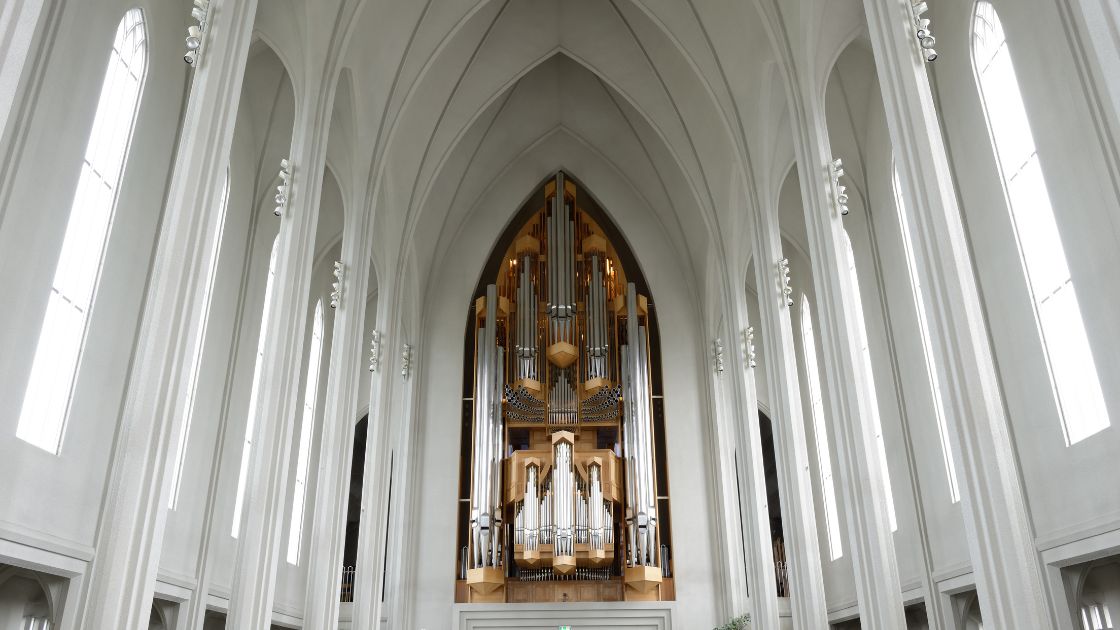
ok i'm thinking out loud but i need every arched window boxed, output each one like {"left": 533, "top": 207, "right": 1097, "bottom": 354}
{"left": 168, "top": 171, "right": 231, "bottom": 510}
{"left": 842, "top": 230, "right": 898, "bottom": 532}
{"left": 232, "top": 236, "right": 279, "bottom": 538}
{"left": 801, "top": 295, "right": 844, "bottom": 560}
{"left": 892, "top": 166, "right": 961, "bottom": 503}
{"left": 287, "top": 299, "right": 326, "bottom": 564}
{"left": 972, "top": 2, "right": 1109, "bottom": 445}
{"left": 16, "top": 9, "right": 148, "bottom": 453}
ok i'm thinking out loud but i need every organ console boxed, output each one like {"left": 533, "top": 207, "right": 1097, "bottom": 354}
{"left": 456, "top": 173, "right": 673, "bottom": 604}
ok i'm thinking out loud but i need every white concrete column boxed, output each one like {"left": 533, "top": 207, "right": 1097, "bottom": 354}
{"left": 747, "top": 200, "right": 830, "bottom": 630}
{"left": 788, "top": 66, "right": 908, "bottom": 630}
{"left": 302, "top": 194, "right": 374, "bottom": 627}
{"left": 862, "top": 0, "right": 1050, "bottom": 626}
{"left": 226, "top": 76, "right": 338, "bottom": 629}
{"left": 351, "top": 285, "right": 396, "bottom": 630}
{"left": 74, "top": 2, "right": 259, "bottom": 628}
{"left": 716, "top": 268, "right": 781, "bottom": 627}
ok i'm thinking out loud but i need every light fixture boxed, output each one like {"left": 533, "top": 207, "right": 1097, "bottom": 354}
{"left": 778, "top": 258, "right": 794, "bottom": 307}
{"left": 184, "top": 0, "right": 210, "bottom": 66}
{"left": 830, "top": 158, "right": 849, "bottom": 216}
{"left": 401, "top": 343, "right": 413, "bottom": 379}
{"left": 368, "top": 330, "right": 381, "bottom": 372}
{"left": 274, "top": 158, "right": 291, "bottom": 217}
{"left": 910, "top": 1, "right": 938, "bottom": 62}
{"left": 712, "top": 338, "right": 725, "bottom": 374}
{"left": 330, "top": 261, "right": 344, "bottom": 309}
{"left": 743, "top": 327, "right": 757, "bottom": 369}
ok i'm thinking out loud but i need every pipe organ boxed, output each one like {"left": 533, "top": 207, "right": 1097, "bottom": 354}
{"left": 458, "top": 173, "right": 673, "bottom": 604}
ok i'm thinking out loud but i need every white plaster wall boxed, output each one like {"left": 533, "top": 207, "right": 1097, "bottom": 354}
{"left": 0, "top": 0, "right": 188, "bottom": 565}
{"left": 929, "top": 0, "right": 1120, "bottom": 562}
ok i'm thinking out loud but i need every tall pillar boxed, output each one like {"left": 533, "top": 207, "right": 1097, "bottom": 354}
{"left": 351, "top": 284, "right": 396, "bottom": 630}
{"left": 302, "top": 193, "right": 374, "bottom": 627}
{"left": 717, "top": 268, "right": 781, "bottom": 627}
{"left": 788, "top": 57, "right": 908, "bottom": 630}
{"left": 226, "top": 74, "right": 338, "bottom": 629}
{"left": 75, "top": 2, "right": 259, "bottom": 628}
{"left": 747, "top": 199, "right": 830, "bottom": 630}
{"left": 862, "top": 0, "right": 1049, "bottom": 625}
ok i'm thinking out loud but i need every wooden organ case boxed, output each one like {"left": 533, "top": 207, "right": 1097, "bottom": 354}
{"left": 455, "top": 173, "right": 674, "bottom": 604}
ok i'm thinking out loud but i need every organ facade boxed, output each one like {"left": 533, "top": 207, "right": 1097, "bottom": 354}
{"left": 456, "top": 173, "right": 674, "bottom": 604}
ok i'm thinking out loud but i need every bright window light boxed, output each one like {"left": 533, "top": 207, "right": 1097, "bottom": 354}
{"left": 168, "top": 171, "right": 230, "bottom": 510}
{"left": 800, "top": 295, "right": 844, "bottom": 559}
{"left": 892, "top": 166, "right": 961, "bottom": 503}
{"left": 16, "top": 9, "right": 147, "bottom": 453}
{"left": 972, "top": 1, "right": 1110, "bottom": 445}
{"left": 232, "top": 237, "right": 279, "bottom": 538}
{"left": 287, "top": 299, "right": 326, "bottom": 565}
{"left": 842, "top": 231, "right": 898, "bottom": 532}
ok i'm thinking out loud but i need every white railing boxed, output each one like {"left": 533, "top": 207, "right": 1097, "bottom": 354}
{"left": 340, "top": 565, "right": 356, "bottom": 602}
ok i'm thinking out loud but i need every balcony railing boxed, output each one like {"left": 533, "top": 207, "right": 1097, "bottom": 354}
{"left": 340, "top": 565, "right": 355, "bottom": 603}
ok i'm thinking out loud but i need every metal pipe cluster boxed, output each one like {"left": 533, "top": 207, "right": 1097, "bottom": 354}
{"left": 553, "top": 440, "right": 575, "bottom": 557}
{"left": 548, "top": 371, "right": 577, "bottom": 424}
{"left": 620, "top": 283, "right": 659, "bottom": 569}
{"left": 547, "top": 172, "right": 575, "bottom": 345}
{"left": 515, "top": 254, "right": 538, "bottom": 381}
{"left": 469, "top": 284, "right": 505, "bottom": 569}
{"left": 588, "top": 463, "right": 612, "bottom": 551}
{"left": 586, "top": 253, "right": 609, "bottom": 380}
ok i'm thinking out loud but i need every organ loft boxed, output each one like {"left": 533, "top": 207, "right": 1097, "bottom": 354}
{"left": 455, "top": 173, "right": 674, "bottom": 604}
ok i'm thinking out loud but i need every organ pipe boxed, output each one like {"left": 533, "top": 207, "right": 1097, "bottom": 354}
{"left": 461, "top": 173, "right": 668, "bottom": 602}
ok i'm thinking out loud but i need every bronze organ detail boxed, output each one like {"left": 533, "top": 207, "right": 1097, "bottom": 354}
{"left": 457, "top": 173, "right": 673, "bottom": 604}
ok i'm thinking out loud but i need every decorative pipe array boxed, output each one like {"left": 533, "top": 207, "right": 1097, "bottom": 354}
{"left": 469, "top": 285, "right": 505, "bottom": 569}
{"left": 621, "top": 283, "right": 659, "bottom": 569}
{"left": 547, "top": 172, "right": 576, "bottom": 346}
{"left": 515, "top": 255, "right": 538, "bottom": 381}
{"left": 586, "top": 253, "right": 610, "bottom": 380}
{"left": 553, "top": 439, "right": 575, "bottom": 558}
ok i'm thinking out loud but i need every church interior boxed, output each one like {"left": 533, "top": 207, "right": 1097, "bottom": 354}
{"left": 0, "top": 0, "right": 1119, "bottom": 628}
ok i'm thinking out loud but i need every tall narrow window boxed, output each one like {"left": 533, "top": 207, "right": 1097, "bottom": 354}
{"left": 800, "top": 295, "right": 844, "bottom": 560}
{"left": 972, "top": 2, "right": 1109, "bottom": 445}
{"left": 168, "top": 171, "right": 230, "bottom": 509}
{"left": 842, "top": 231, "right": 898, "bottom": 532}
{"left": 892, "top": 166, "right": 961, "bottom": 503}
{"left": 287, "top": 299, "right": 326, "bottom": 564}
{"left": 16, "top": 10, "right": 147, "bottom": 453}
{"left": 232, "top": 237, "right": 279, "bottom": 538}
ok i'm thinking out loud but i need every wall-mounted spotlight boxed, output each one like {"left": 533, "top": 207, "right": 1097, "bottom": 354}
{"left": 830, "top": 158, "right": 849, "bottom": 216}
{"left": 743, "top": 326, "right": 757, "bottom": 369}
{"left": 274, "top": 158, "right": 291, "bottom": 217}
{"left": 401, "top": 343, "right": 413, "bottom": 380}
{"left": 368, "top": 330, "right": 382, "bottom": 373}
{"left": 778, "top": 258, "right": 794, "bottom": 307}
{"left": 330, "top": 261, "right": 344, "bottom": 309}
{"left": 184, "top": 0, "right": 210, "bottom": 66}
{"left": 712, "top": 338, "right": 725, "bottom": 374}
{"left": 911, "top": 1, "right": 938, "bottom": 62}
